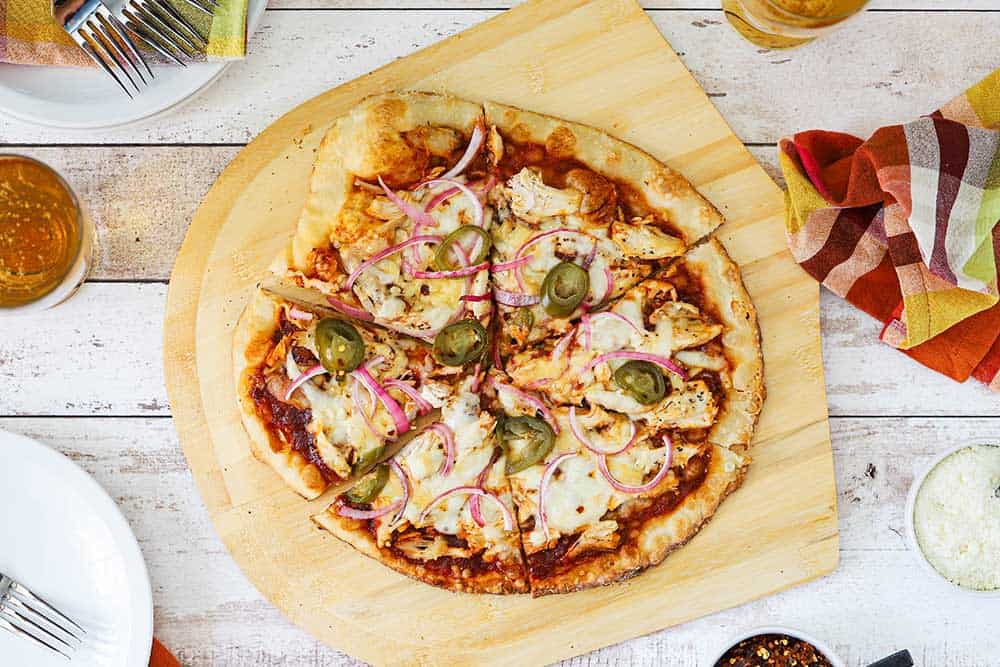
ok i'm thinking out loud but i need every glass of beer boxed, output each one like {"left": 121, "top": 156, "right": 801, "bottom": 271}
{"left": 722, "top": 0, "right": 870, "bottom": 49}
{"left": 0, "top": 155, "right": 94, "bottom": 313}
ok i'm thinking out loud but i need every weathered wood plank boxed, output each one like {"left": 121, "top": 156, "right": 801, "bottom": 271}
{"left": 1, "top": 10, "right": 997, "bottom": 144}
{"left": 3, "top": 416, "right": 996, "bottom": 666}
{"left": 0, "top": 283, "right": 994, "bottom": 417}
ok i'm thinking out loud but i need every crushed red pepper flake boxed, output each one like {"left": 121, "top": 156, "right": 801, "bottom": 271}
{"left": 715, "top": 634, "right": 833, "bottom": 667}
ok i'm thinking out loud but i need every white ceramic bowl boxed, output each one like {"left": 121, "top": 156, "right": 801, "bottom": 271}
{"left": 706, "top": 625, "right": 845, "bottom": 667}
{"left": 904, "top": 438, "right": 1000, "bottom": 598}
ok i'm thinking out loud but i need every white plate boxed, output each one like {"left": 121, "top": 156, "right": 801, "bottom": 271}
{"left": 0, "top": 430, "right": 153, "bottom": 667}
{"left": 0, "top": 0, "right": 265, "bottom": 130}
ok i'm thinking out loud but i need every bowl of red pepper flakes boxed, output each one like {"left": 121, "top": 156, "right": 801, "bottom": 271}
{"left": 707, "top": 627, "right": 844, "bottom": 667}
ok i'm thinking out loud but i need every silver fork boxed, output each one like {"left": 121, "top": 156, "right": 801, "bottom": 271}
{"left": 55, "top": 0, "right": 153, "bottom": 98}
{"left": 0, "top": 573, "right": 86, "bottom": 659}
{"left": 122, "top": 0, "right": 214, "bottom": 67}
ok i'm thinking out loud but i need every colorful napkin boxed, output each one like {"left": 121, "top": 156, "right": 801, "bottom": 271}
{"left": 780, "top": 69, "right": 1000, "bottom": 392}
{"left": 0, "top": 0, "right": 248, "bottom": 66}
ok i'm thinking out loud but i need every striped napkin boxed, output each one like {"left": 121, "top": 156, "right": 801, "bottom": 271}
{"left": 780, "top": 69, "right": 1000, "bottom": 392}
{"left": 0, "top": 0, "right": 248, "bottom": 66}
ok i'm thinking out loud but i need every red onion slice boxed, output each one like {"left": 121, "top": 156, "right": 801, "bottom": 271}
{"left": 382, "top": 379, "right": 432, "bottom": 415}
{"left": 424, "top": 422, "right": 457, "bottom": 476}
{"left": 284, "top": 364, "right": 326, "bottom": 402}
{"left": 411, "top": 261, "right": 489, "bottom": 280}
{"left": 327, "top": 295, "right": 374, "bottom": 321}
{"left": 580, "top": 314, "right": 592, "bottom": 352}
{"left": 538, "top": 452, "right": 577, "bottom": 541}
{"left": 568, "top": 406, "right": 637, "bottom": 456}
{"left": 352, "top": 365, "right": 411, "bottom": 438}
{"left": 460, "top": 293, "right": 491, "bottom": 303}
{"left": 352, "top": 376, "right": 384, "bottom": 440}
{"left": 287, "top": 306, "right": 314, "bottom": 321}
{"left": 423, "top": 178, "right": 484, "bottom": 228}
{"left": 494, "top": 287, "right": 541, "bottom": 307}
{"left": 424, "top": 186, "right": 461, "bottom": 213}
{"left": 597, "top": 434, "right": 674, "bottom": 494}
{"left": 551, "top": 331, "right": 575, "bottom": 362}
{"left": 438, "top": 124, "right": 485, "bottom": 181}
{"left": 346, "top": 234, "right": 443, "bottom": 290}
{"left": 417, "top": 485, "right": 514, "bottom": 531}
{"left": 581, "top": 241, "right": 598, "bottom": 269}
{"left": 515, "top": 228, "right": 595, "bottom": 261}
{"left": 491, "top": 255, "right": 533, "bottom": 273}
{"left": 587, "top": 311, "right": 642, "bottom": 336}
{"left": 378, "top": 175, "right": 437, "bottom": 228}
{"left": 581, "top": 350, "right": 688, "bottom": 381}
{"left": 335, "top": 497, "right": 402, "bottom": 521}
{"left": 469, "top": 457, "right": 493, "bottom": 527}
{"left": 524, "top": 377, "right": 552, "bottom": 389}
{"left": 491, "top": 378, "right": 559, "bottom": 434}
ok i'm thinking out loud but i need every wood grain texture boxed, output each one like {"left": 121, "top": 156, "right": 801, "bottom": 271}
{"left": 2, "top": 10, "right": 999, "bottom": 144}
{"left": 161, "top": 1, "right": 839, "bottom": 663}
{"left": 4, "top": 416, "right": 996, "bottom": 666}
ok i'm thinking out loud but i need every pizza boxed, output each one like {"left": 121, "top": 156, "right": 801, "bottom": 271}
{"left": 235, "top": 91, "right": 765, "bottom": 596}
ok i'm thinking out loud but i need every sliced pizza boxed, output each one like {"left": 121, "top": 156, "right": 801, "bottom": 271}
{"left": 271, "top": 91, "right": 494, "bottom": 341}
{"left": 504, "top": 238, "right": 764, "bottom": 448}
{"left": 233, "top": 289, "right": 472, "bottom": 499}
{"left": 312, "top": 378, "right": 529, "bottom": 594}
{"left": 501, "top": 406, "right": 748, "bottom": 596}
{"left": 484, "top": 100, "right": 725, "bottom": 354}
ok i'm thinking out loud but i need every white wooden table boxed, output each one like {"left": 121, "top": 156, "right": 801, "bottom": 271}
{"left": 2, "top": 2, "right": 999, "bottom": 665}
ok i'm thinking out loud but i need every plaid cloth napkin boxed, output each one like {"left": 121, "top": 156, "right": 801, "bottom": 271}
{"left": 0, "top": 0, "right": 248, "bottom": 66}
{"left": 780, "top": 69, "right": 1000, "bottom": 392}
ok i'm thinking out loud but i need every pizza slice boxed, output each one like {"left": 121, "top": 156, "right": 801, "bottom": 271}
{"left": 484, "top": 100, "right": 724, "bottom": 355}
{"left": 312, "top": 377, "right": 529, "bottom": 594}
{"left": 504, "top": 238, "right": 764, "bottom": 448}
{"left": 271, "top": 92, "right": 494, "bottom": 341}
{"left": 233, "top": 289, "right": 476, "bottom": 499}
{"left": 500, "top": 406, "right": 748, "bottom": 596}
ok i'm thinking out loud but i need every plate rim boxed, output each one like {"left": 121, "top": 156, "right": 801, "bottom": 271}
{"left": 0, "top": 0, "right": 266, "bottom": 131}
{"left": 0, "top": 429, "right": 154, "bottom": 666}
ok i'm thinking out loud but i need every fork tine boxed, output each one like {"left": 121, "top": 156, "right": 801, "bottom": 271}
{"left": 3, "top": 599, "right": 80, "bottom": 651}
{"left": 0, "top": 608, "right": 74, "bottom": 659}
{"left": 132, "top": 4, "right": 198, "bottom": 56}
{"left": 98, "top": 7, "right": 153, "bottom": 79}
{"left": 94, "top": 18, "right": 148, "bottom": 86}
{"left": 9, "top": 582, "right": 85, "bottom": 639}
{"left": 178, "top": 0, "right": 217, "bottom": 14}
{"left": 86, "top": 24, "right": 141, "bottom": 93}
{"left": 147, "top": 0, "right": 207, "bottom": 45}
{"left": 79, "top": 38, "right": 134, "bottom": 98}
{"left": 125, "top": 17, "right": 187, "bottom": 67}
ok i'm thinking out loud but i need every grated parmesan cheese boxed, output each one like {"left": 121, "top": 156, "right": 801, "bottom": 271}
{"left": 913, "top": 444, "right": 1000, "bottom": 591}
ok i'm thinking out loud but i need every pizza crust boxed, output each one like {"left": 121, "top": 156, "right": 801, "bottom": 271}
{"left": 529, "top": 444, "right": 749, "bottom": 596}
{"left": 272, "top": 91, "right": 485, "bottom": 280}
{"left": 484, "top": 100, "right": 723, "bottom": 246}
{"left": 232, "top": 289, "right": 329, "bottom": 500}
{"left": 681, "top": 239, "right": 765, "bottom": 449}
{"left": 311, "top": 510, "right": 530, "bottom": 594}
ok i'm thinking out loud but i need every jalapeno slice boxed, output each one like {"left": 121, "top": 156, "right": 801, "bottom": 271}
{"left": 315, "top": 318, "right": 365, "bottom": 377}
{"left": 345, "top": 463, "right": 390, "bottom": 504}
{"left": 352, "top": 444, "right": 386, "bottom": 477}
{"left": 433, "top": 225, "right": 492, "bottom": 271}
{"left": 613, "top": 360, "right": 667, "bottom": 405}
{"left": 433, "top": 319, "right": 488, "bottom": 366}
{"left": 541, "top": 261, "right": 590, "bottom": 317}
{"left": 498, "top": 416, "right": 555, "bottom": 474}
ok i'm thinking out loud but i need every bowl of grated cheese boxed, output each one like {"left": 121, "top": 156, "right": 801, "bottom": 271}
{"left": 905, "top": 439, "right": 1000, "bottom": 597}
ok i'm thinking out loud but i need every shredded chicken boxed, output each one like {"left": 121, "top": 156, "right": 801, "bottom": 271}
{"left": 652, "top": 301, "right": 724, "bottom": 350}
{"left": 565, "top": 520, "right": 621, "bottom": 560}
{"left": 642, "top": 380, "right": 719, "bottom": 430}
{"left": 503, "top": 168, "right": 581, "bottom": 222}
{"left": 393, "top": 532, "right": 474, "bottom": 561}
{"left": 565, "top": 168, "right": 618, "bottom": 222}
{"left": 611, "top": 217, "right": 685, "bottom": 259}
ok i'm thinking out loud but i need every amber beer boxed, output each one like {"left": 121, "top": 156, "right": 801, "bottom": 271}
{"left": 0, "top": 155, "right": 91, "bottom": 310}
{"left": 723, "top": 0, "right": 869, "bottom": 48}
